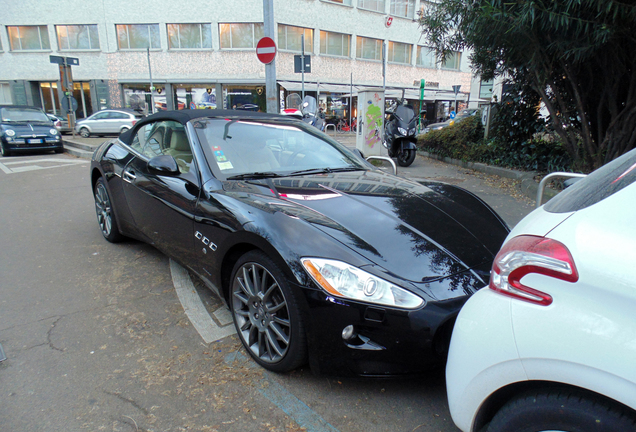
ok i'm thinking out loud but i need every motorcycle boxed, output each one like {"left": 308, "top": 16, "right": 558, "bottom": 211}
{"left": 383, "top": 100, "right": 422, "bottom": 167}
{"left": 299, "top": 96, "right": 325, "bottom": 131}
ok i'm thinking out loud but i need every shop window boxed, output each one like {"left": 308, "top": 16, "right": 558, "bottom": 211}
{"left": 225, "top": 86, "right": 266, "bottom": 112}
{"left": 56, "top": 25, "right": 100, "bottom": 50}
{"left": 219, "top": 23, "right": 264, "bottom": 49}
{"left": 116, "top": 24, "right": 160, "bottom": 50}
{"left": 442, "top": 51, "right": 461, "bottom": 70}
{"left": 320, "top": 31, "right": 351, "bottom": 57}
{"left": 1, "top": 83, "right": 13, "bottom": 105}
{"left": 390, "top": 0, "right": 415, "bottom": 18}
{"left": 356, "top": 36, "right": 382, "bottom": 61}
{"left": 480, "top": 79, "right": 494, "bottom": 100}
{"left": 278, "top": 25, "right": 313, "bottom": 53}
{"left": 388, "top": 41, "right": 411, "bottom": 64}
{"left": 358, "top": 0, "right": 385, "bottom": 12}
{"left": 7, "top": 26, "right": 51, "bottom": 51}
{"left": 416, "top": 46, "right": 436, "bottom": 68}
{"left": 167, "top": 23, "right": 212, "bottom": 49}
{"left": 174, "top": 86, "right": 216, "bottom": 110}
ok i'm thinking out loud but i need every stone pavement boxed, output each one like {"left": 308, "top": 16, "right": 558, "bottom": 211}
{"left": 62, "top": 131, "right": 537, "bottom": 227}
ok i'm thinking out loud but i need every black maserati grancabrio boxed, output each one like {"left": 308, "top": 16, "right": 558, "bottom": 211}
{"left": 90, "top": 109, "right": 509, "bottom": 376}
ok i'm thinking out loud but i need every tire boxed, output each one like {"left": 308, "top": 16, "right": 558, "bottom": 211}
{"left": 54, "top": 148, "right": 64, "bottom": 154}
{"left": 230, "top": 250, "right": 307, "bottom": 372}
{"left": 1, "top": 144, "right": 11, "bottom": 157}
{"left": 487, "top": 389, "right": 636, "bottom": 432}
{"left": 120, "top": 127, "right": 130, "bottom": 134}
{"left": 397, "top": 148, "right": 416, "bottom": 167}
{"left": 336, "top": 122, "right": 343, "bottom": 133}
{"left": 93, "top": 177, "right": 124, "bottom": 243}
{"left": 79, "top": 127, "right": 90, "bottom": 138}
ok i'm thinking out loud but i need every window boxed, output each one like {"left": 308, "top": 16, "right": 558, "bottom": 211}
{"left": 390, "top": 0, "right": 415, "bottom": 18}
{"left": 56, "top": 25, "right": 100, "bottom": 50}
{"left": 219, "top": 23, "right": 264, "bottom": 49}
{"left": 388, "top": 41, "right": 411, "bottom": 64}
{"left": 167, "top": 23, "right": 212, "bottom": 49}
{"left": 416, "top": 46, "right": 436, "bottom": 68}
{"left": 116, "top": 24, "right": 160, "bottom": 50}
{"left": 358, "top": 0, "right": 385, "bottom": 12}
{"left": 442, "top": 51, "right": 461, "bottom": 70}
{"left": 7, "top": 26, "right": 50, "bottom": 51}
{"left": 356, "top": 36, "right": 382, "bottom": 61}
{"left": 323, "top": 0, "right": 353, "bottom": 5}
{"left": 480, "top": 79, "right": 494, "bottom": 99}
{"left": 278, "top": 25, "right": 313, "bottom": 53}
{"left": 320, "top": 31, "right": 351, "bottom": 57}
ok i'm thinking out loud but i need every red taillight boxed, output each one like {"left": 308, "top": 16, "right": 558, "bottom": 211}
{"left": 55, "top": 120, "right": 62, "bottom": 127}
{"left": 132, "top": 120, "right": 137, "bottom": 126}
{"left": 489, "top": 235, "right": 578, "bottom": 306}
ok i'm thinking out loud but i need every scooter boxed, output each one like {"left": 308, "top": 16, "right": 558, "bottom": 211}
{"left": 383, "top": 100, "right": 421, "bottom": 167}
{"left": 300, "top": 96, "right": 325, "bottom": 131}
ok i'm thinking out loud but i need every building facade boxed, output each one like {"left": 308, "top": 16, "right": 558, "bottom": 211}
{"left": 0, "top": 0, "right": 480, "bottom": 122}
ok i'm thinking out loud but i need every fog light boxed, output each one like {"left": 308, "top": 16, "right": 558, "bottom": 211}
{"left": 342, "top": 325, "right": 356, "bottom": 341}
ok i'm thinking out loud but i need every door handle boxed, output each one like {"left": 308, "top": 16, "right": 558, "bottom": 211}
{"left": 123, "top": 169, "right": 137, "bottom": 183}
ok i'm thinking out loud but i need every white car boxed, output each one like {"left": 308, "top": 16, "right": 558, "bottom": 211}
{"left": 75, "top": 109, "right": 143, "bottom": 138}
{"left": 446, "top": 148, "right": 636, "bottom": 432}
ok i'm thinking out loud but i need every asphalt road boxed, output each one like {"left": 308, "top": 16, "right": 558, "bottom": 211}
{"left": 0, "top": 151, "right": 534, "bottom": 432}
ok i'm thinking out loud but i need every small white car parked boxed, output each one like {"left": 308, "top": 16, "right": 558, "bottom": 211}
{"left": 446, "top": 147, "right": 636, "bottom": 432}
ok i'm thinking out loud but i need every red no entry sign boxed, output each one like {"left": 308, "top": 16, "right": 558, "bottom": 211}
{"left": 256, "top": 37, "right": 277, "bottom": 64}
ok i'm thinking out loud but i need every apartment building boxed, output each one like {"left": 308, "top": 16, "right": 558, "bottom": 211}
{"left": 0, "top": 0, "right": 485, "bottom": 121}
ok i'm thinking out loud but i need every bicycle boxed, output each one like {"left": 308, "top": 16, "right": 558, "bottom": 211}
{"left": 336, "top": 118, "right": 357, "bottom": 133}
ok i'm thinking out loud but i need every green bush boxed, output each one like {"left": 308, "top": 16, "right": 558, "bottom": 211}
{"left": 417, "top": 110, "right": 573, "bottom": 172}
{"left": 417, "top": 115, "right": 483, "bottom": 160}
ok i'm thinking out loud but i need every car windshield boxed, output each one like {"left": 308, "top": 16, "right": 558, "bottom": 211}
{"left": 192, "top": 118, "right": 367, "bottom": 179}
{"left": 545, "top": 147, "right": 636, "bottom": 213}
{"left": 1, "top": 108, "right": 50, "bottom": 123}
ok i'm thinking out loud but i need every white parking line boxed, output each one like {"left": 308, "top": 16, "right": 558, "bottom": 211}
{"left": 169, "top": 259, "right": 236, "bottom": 343}
{"left": 0, "top": 157, "right": 88, "bottom": 174}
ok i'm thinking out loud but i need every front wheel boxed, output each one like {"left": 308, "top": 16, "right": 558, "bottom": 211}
{"left": 396, "top": 148, "right": 416, "bottom": 167}
{"left": 1, "top": 144, "right": 11, "bottom": 157}
{"left": 79, "top": 127, "right": 90, "bottom": 138}
{"left": 230, "top": 250, "right": 306, "bottom": 372}
{"left": 93, "top": 178, "right": 124, "bottom": 243}
{"left": 487, "top": 389, "right": 636, "bottom": 432}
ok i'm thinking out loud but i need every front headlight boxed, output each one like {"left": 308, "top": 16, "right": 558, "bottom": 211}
{"left": 301, "top": 258, "right": 424, "bottom": 309}
{"left": 409, "top": 128, "right": 416, "bottom": 135}
{"left": 50, "top": 129, "right": 59, "bottom": 135}
{"left": 397, "top": 127, "right": 408, "bottom": 136}
{"left": 5, "top": 129, "right": 16, "bottom": 137}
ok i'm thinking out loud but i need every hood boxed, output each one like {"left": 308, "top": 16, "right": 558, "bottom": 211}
{"left": 235, "top": 171, "right": 507, "bottom": 283}
{"left": 2, "top": 122, "right": 55, "bottom": 135}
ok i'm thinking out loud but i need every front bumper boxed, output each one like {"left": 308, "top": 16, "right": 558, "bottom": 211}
{"left": 2, "top": 136, "right": 63, "bottom": 153}
{"left": 299, "top": 285, "right": 467, "bottom": 376}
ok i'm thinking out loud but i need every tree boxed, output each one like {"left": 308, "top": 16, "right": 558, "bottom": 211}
{"left": 418, "top": 0, "right": 636, "bottom": 170}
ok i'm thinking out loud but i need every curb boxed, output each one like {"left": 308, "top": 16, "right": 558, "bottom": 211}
{"left": 418, "top": 150, "right": 559, "bottom": 203}
{"left": 63, "top": 139, "right": 94, "bottom": 160}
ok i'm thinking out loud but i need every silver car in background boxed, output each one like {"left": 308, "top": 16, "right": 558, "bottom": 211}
{"left": 75, "top": 109, "right": 143, "bottom": 138}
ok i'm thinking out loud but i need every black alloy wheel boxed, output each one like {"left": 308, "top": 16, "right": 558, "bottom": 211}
{"left": 79, "top": 127, "right": 90, "bottom": 138}
{"left": 487, "top": 389, "right": 636, "bottom": 432}
{"left": 397, "top": 148, "right": 416, "bottom": 167}
{"left": 230, "top": 251, "right": 306, "bottom": 372}
{"left": 93, "top": 178, "right": 124, "bottom": 243}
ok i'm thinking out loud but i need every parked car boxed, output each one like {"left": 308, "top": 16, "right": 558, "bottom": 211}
{"left": 1, "top": 105, "right": 63, "bottom": 156}
{"left": 47, "top": 113, "right": 72, "bottom": 134}
{"left": 423, "top": 108, "right": 480, "bottom": 133}
{"left": 75, "top": 109, "right": 143, "bottom": 138}
{"left": 446, "top": 147, "right": 636, "bottom": 431}
{"left": 90, "top": 109, "right": 510, "bottom": 376}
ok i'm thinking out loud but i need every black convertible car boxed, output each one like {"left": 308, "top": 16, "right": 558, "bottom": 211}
{"left": 90, "top": 109, "right": 509, "bottom": 376}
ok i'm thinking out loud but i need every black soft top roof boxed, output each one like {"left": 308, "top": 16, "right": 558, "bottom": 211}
{"left": 119, "top": 109, "right": 291, "bottom": 144}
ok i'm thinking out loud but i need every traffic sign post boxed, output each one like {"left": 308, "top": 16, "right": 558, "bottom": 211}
{"left": 51, "top": 55, "right": 80, "bottom": 136}
{"left": 258, "top": 0, "right": 277, "bottom": 115}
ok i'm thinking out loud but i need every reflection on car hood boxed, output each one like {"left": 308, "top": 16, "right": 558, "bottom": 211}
{"left": 228, "top": 170, "right": 506, "bottom": 283}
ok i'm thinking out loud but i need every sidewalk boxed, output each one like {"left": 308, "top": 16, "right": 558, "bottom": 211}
{"left": 63, "top": 131, "right": 537, "bottom": 227}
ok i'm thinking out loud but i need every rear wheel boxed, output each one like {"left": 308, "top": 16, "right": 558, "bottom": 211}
{"left": 79, "top": 127, "right": 90, "bottom": 138}
{"left": 396, "top": 148, "right": 416, "bottom": 167}
{"left": 487, "top": 389, "right": 636, "bottom": 432}
{"left": 93, "top": 178, "right": 124, "bottom": 243}
{"left": 230, "top": 250, "right": 306, "bottom": 372}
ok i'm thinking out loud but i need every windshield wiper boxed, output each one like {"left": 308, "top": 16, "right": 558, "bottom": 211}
{"left": 226, "top": 172, "right": 282, "bottom": 180}
{"left": 289, "top": 167, "right": 364, "bottom": 176}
